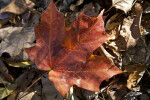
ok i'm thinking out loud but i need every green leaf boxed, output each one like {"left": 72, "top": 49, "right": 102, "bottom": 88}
{"left": 0, "top": 84, "right": 17, "bottom": 99}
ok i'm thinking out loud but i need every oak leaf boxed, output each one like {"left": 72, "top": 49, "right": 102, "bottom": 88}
{"left": 25, "top": 1, "right": 122, "bottom": 97}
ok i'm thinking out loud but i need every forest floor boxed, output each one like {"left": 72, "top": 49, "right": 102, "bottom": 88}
{"left": 0, "top": 0, "right": 150, "bottom": 100}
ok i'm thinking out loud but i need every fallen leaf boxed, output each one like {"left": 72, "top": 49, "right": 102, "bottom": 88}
{"left": 107, "top": 82, "right": 127, "bottom": 100}
{"left": 0, "top": 83, "right": 17, "bottom": 99}
{"left": 17, "top": 83, "right": 41, "bottom": 100}
{"left": 116, "top": 16, "right": 139, "bottom": 50}
{"left": 124, "top": 64, "right": 146, "bottom": 90}
{"left": 0, "top": 60, "right": 14, "bottom": 83}
{"left": 0, "top": 0, "right": 35, "bottom": 15}
{"left": 49, "top": 56, "right": 122, "bottom": 97}
{"left": 105, "top": 13, "right": 123, "bottom": 31}
{"left": 3, "top": 69, "right": 43, "bottom": 100}
{"left": 123, "top": 91, "right": 149, "bottom": 100}
{"left": 112, "top": 0, "right": 134, "bottom": 13}
{"left": 25, "top": 1, "right": 109, "bottom": 70}
{"left": 6, "top": 61, "right": 33, "bottom": 67}
{"left": 100, "top": 73, "right": 128, "bottom": 100}
{"left": 25, "top": 1, "right": 122, "bottom": 97}
{"left": 0, "top": 27, "right": 35, "bottom": 61}
{"left": 122, "top": 37, "right": 147, "bottom": 66}
{"left": 130, "top": 3, "right": 142, "bottom": 39}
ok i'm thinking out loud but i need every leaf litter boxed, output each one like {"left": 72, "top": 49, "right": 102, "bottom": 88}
{"left": 0, "top": 0, "right": 150, "bottom": 100}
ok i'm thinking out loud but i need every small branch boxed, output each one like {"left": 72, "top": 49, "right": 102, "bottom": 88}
{"left": 17, "top": 70, "right": 51, "bottom": 100}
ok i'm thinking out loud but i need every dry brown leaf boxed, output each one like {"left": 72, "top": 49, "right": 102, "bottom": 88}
{"left": 105, "top": 13, "right": 123, "bottom": 31}
{"left": 0, "top": 0, "right": 35, "bottom": 15}
{"left": 117, "top": 16, "right": 137, "bottom": 50}
{"left": 112, "top": 0, "right": 134, "bottom": 13}
{"left": 116, "top": 2, "right": 143, "bottom": 50}
{"left": 0, "top": 27, "right": 35, "bottom": 61}
{"left": 124, "top": 64, "right": 146, "bottom": 90}
{"left": 101, "top": 73, "right": 128, "bottom": 100}
{"left": 130, "top": 3, "right": 143, "bottom": 39}
{"left": 0, "top": 60, "right": 14, "bottom": 83}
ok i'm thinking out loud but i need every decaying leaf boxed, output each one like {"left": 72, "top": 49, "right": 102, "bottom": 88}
{"left": 6, "top": 61, "right": 33, "bottom": 67}
{"left": 105, "top": 13, "right": 123, "bottom": 31}
{"left": 0, "top": 60, "right": 14, "bottom": 83}
{"left": 117, "top": 16, "right": 137, "bottom": 50}
{"left": 17, "top": 82, "right": 41, "bottom": 100}
{"left": 99, "top": 28, "right": 123, "bottom": 67}
{"left": 0, "top": 0, "right": 35, "bottom": 15}
{"left": 6, "top": 70, "right": 42, "bottom": 100}
{"left": 0, "top": 83, "right": 17, "bottom": 100}
{"left": 124, "top": 64, "right": 146, "bottom": 90}
{"left": 112, "top": 0, "right": 134, "bottom": 13}
{"left": 105, "top": 74, "right": 128, "bottom": 100}
{"left": 25, "top": 1, "right": 122, "bottom": 97}
{"left": 124, "top": 91, "right": 150, "bottom": 100}
{"left": 0, "top": 27, "right": 35, "bottom": 61}
{"left": 116, "top": 2, "right": 142, "bottom": 50}
{"left": 130, "top": 2, "right": 142, "bottom": 39}
{"left": 100, "top": 2, "right": 143, "bottom": 67}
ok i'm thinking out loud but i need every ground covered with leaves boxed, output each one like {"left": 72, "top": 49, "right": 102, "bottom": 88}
{"left": 0, "top": 0, "right": 150, "bottom": 100}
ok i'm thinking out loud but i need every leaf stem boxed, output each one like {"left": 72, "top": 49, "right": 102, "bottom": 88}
{"left": 17, "top": 70, "right": 51, "bottom": 100}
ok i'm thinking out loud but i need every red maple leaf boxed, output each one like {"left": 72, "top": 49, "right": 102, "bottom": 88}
{"left": 25, "top": 1, "right": 122, "bottom": 97}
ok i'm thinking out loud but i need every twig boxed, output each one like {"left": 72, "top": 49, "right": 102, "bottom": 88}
{"left": 17, "top": 70, "right": 51, "bottom": 100}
